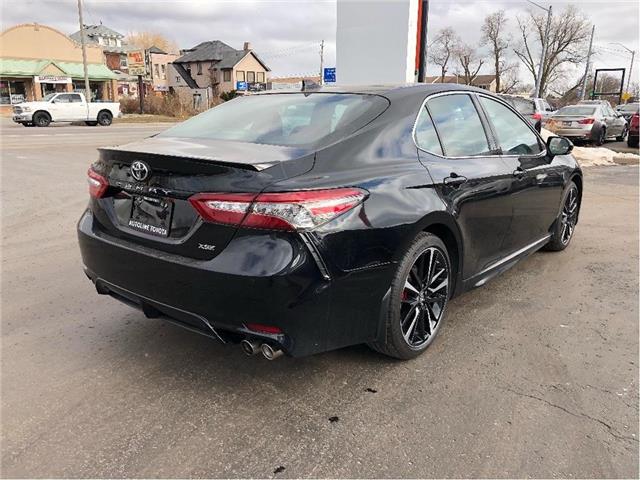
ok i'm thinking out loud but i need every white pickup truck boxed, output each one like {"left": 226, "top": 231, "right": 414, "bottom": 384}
{"left": 12, "top": 92, "right": 121, "bottom": 127}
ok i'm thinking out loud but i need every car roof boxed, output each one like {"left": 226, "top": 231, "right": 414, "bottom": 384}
{"left": 256, "top": 83, "right": 495, "bottom": 100}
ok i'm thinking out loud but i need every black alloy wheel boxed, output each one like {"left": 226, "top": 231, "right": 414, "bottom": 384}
{"left": 97, "top": 111, "right": 112, "bottom": 126}
{"left": 370, "top": 232, "right": 451, "bottom": 359}
{"left": 400, "top": 246, "right": 449, "bottom": 348}
{"left": 33, "top": 112, "right": 50, "bottom": 127}
{"left": 616, "top": 126, "right": 628, "bottom": 142}
{"left": 545, "top": 181, "right": 579, "bottom": 251}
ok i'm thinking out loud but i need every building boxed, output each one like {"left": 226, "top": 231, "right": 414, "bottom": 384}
{"left": 425, "top": 74, "right": 497, "bottom": 92}
{"left": 168, "top": 40, "right": 270, "bottom": 107}
{"left": 268, "top": 75, "right": 321, "bottom": 91}
{"left": 0, "top": 23, "right": 117, "bottom": 110}
{"left": 69, "top": 23, "right": 137, "bottom": 97}
{"left": 147, "top": 46, "right": 178, "bottom": 94}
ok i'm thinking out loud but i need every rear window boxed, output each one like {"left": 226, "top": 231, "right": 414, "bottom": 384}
{"left": 557, "top": 106, "right": 596, "bottom": 116}
{"left": 160, "top": 93, "right": 389, "bottom": 148}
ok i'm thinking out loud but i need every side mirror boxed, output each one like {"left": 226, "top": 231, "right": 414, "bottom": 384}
{"left": 547, "top": 136, "right": 573, "bottom": 156}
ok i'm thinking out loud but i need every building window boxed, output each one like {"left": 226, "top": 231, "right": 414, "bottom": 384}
{"left": 223, "top": 70, "right": 231, "bottom": 82}
{"left": 154, "top": 64, "right": 160, "bottom": 78}
{"left": 161, "top": 64, "right": 166, "bottom": 80}
{"left": 197, "top": 62, "right": 202, "bottom": 75}
{"left": 257, "top": 72, "right": 265, "bottom": 83}
{"left": 97, "top": 37, "right": 104, "bottom": 45}
{"left": 176, "top": 76, "right": 181, "bottom": 83}
{"left": 120, "top": 55, "right": 127, "bottom": 68}
{"left": 247, "top": 71, "right": 255, "bottom": 83}
{"left": 109, "top": 38, "right": 116, "bottom": 46}
{"left": 0, "top": 80, "right": 27, "bottom": 104}
{"left": 236, "top": 70, "right": 245, "bottom": 82}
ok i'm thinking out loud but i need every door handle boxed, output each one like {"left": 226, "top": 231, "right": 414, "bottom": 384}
{"left": 513, "top": 167, "right": 526, "bottom": 178}
{"left": 443, "top": 173, "right": 467, "bottom": 186}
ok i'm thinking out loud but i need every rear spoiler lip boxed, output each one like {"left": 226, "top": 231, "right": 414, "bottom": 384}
{"left": 97, "top": 145, "right": 278, "bottom": 172}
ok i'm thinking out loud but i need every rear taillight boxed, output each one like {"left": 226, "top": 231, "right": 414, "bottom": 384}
{"left": 87, "top": 168, "right": 108, "bottom": 198}
{"left": 189, "top": 188, "right": 367, "bottom": 231}
{"left": 578, "top": 118, "right": 595, "bottom": 124}
{"left": 532, "top": 112, "right": 542, "bottom": 120}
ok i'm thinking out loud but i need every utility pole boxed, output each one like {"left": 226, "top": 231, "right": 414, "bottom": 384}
{"left": 319, "top": 40, "right": 325, "bottom": 84}
{"left": 579, "top": 24, "right": 595, "bottom": 101}
{"left": 610, "top": 42, "right": 636, "bottom": 97}
{"left": 76, "top": 0, "right": 91, "bottom": 101}
{"left": 416, "top": 0, "right": 429, "bottom": 82}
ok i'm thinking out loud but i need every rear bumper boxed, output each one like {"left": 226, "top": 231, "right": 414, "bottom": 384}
{"left": 546, "top": 126, "right": 592, "bottom": 138}
{"left": 77, "top": 209, "right": 391, "bottom": 357}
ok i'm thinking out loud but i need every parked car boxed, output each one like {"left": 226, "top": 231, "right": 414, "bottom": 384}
{"left": 12, "top": 92, "right": 120, "bottom": 127}
{"left": 616, "top": 102, "right": 640, "bottom": 123}
{"left": 628, "top": 113, "right": 639, "bottom": 148}
{"left": 78, "top": 85, "right": 582, "bottom": 360}
{"left": 546, "top": 104, "right": 628, "bottom": 145}
{"left": 498, "top": 95, "right": 556, "bottom": 132}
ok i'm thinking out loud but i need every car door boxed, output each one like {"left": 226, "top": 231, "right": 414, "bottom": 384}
{"left": 415, "top": 92, "right": 516, "bottom": 280}
{"left": 603, "top": 104, "right": 622, "bottom": 136}
{"left": 47, "top": 93, "right": 68, "bottom": 121}
{"left": 68, "top": 93, "right": 88, "bottom": 119}
{"left": 477, "top": 94, "right": 564, "bottom": 253}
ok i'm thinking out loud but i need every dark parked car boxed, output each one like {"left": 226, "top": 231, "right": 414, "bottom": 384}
{"left": 616, "top": 102, "right": 640, "bottom": 123}
{"left": 628, "top": 113, "right": 639, "bottom": 148}
{"left": 78, "top": 84, "right": 582, "bottom": 360}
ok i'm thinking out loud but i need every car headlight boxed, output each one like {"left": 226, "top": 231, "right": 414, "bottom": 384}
{"left": 21, "top": 106, "right": 31, "bottom": 112}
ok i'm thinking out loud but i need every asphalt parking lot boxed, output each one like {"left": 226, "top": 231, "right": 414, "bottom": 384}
{"left": 1, "top": 120, "right": 638, "bottom": 478}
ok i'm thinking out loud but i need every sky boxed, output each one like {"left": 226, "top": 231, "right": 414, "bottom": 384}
{"left": 1, "top": 0, "right": 638, "bottom": 88}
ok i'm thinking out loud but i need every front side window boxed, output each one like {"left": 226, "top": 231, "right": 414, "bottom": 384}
{"left": 69, "top": 94, "right": 82, "bottom": 103}
{"left": 55, "top": 94, "right": 72, "bottom": 103}
{"left": 414, "top": 107, "right": 443, "bottom": 155}
{"left": 479, "top": 97, "right": 542, "bottom": 156}
{"left": 426, "top": 94, "right": 491, "bottom": 157}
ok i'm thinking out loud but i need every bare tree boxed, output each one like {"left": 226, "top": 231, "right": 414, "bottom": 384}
{"left": 499, "top": 64, "right": 521, "bottom": 94}
{"left": 126, "top": 31, "right": 178, "bottom": 53}
{"left": 513, "top": 5, "right": 591, "bottom": 96}
{"left": 428, "top": 27, "right": 459, "bottom": 82}
{"left": 481, "top": 10, "right": 509, "bottom": 93}
{"left": 454, "top": 43, "right": 485, "bottom": 85}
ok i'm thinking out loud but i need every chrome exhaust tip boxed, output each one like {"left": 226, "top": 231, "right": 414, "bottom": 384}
{"left": 240, "top": 339, "right": 261, "bottom": 356}
{"left": 260, "top": 343, "right": 283, "bottom": 360}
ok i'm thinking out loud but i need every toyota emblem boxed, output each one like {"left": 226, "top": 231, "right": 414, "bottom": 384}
{"left": 130, "top": 161, "right": 150, "bottom": 182}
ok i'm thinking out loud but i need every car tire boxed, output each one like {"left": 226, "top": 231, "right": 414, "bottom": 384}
{"left": 97, "top": 111, "right": 112, "bottom": 126}
{"left": 85, "top": 121, "right": 98, "bottom": 126}
{"left": 33, "top": 111, "right": 51, "bottom": 127}
{"left": 628, "top": 135, "right": 639, "bottom": 148}
{"left": 616, "top": 126, "right": 628, "bottom": 142}
{"left": 369, "top": 232, "right": 451, "bottom": 360}
{"left": 544, "top": 181, "right": 579, "bottom": 252}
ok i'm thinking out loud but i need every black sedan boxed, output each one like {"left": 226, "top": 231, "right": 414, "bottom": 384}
{"left": 78, "top": 84, "right": 582, "bottom": 360}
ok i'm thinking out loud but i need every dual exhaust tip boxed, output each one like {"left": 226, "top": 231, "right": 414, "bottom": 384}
{"left": 241, "top": 339, "right": 283, "bottom": 360}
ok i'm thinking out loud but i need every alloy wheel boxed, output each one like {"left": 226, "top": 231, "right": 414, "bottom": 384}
{"left": 560, "top": 186, "right": 579, "bottom": 245}
{"left": 400, "top": 247, "right": 449, "bottom": 348}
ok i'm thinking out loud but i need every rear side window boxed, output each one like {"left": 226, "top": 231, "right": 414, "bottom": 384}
{"left": 426, "top": 94, "right": 491, "bottom": 157}
{"left": 160, "top": 93, "right": 389, "bottom": 148}
{"left": 414, "top": 107, "right": 443, "bottom": 155}
{"left": 479, "top": 97, "right": 542, "bottom": 156}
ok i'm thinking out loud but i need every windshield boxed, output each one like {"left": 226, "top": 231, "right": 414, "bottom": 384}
{"left": 618, "top": 104, "right": 639, "bottom": 112}
{"left": 43, "top": 93, "right": 58, "bottom": 102}
{"left": 557, "top": 106, "right": 596, "bottom": 116}
{"left": 160, "top": 93, "right": 389, "bottom": 148}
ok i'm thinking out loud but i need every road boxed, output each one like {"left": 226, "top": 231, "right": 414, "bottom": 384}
{"left": 1, "top": 121, "right": 638, "bottom": 478}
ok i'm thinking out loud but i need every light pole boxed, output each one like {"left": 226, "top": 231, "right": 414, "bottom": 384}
{"left": 609, "top": 42, "right": 636, "bottom": 97}
{"left": 526, "top": 0, "right": 552, "bottom": 99}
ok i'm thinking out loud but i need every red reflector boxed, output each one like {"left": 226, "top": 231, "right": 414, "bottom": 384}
{"left": 246, "top": 323, "right": 283, "bottom": 335}
{"left": 87, "top": 168, "right": 108, "bottom": 198}
{"left": 578, "top": 118, "right": 595, "bottom": 124}
{"left": 532, "top": 112, "right": 542, "bottom": 120}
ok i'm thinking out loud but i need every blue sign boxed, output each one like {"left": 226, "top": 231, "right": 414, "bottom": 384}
{"left": 236, "top": 81, "right": 247, "bottom": 91}
{"left": 323, "top": 67, "right": 336, "bottom": 84}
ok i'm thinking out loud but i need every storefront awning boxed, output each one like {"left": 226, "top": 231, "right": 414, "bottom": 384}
{"left": 0, "top": 58, "right": 116, "bottom": 80}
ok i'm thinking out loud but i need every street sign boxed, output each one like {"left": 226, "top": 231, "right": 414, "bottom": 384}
{"left": 622, "top": 92, "right": 632, "bottom": 101}
{"left": 323, "top": 67, "right": 336, "bottom": 83}
{"left": 236, "top": 81, "right": 248, "bottom": 91}
{"left": 127, "top": 51, "right": 146, "bottom": 76}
